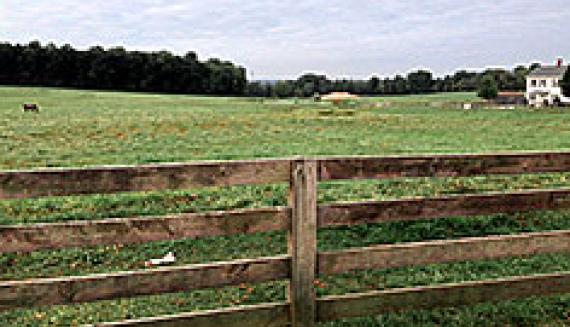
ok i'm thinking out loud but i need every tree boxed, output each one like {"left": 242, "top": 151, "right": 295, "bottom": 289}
{"left": 393, "top": 75, "right": 408, "bottom": 94}
{"left": 246, "top": 81, "right": 269, "bottom": 97}
{"left": 367, "top": 76, "right": 381, "bottom": 94}
{"left": 513, "top": 65, "right": 530, "bottom": 91}
{"left": 563, "top": 68, "right": 570, "bottom": 98}
{"left": 478, "top": 75, "right": 499, "bottom": 99}
{"left": 0, "top": 41, "right": 247, "bottom": 95}
{"left": 274, "top": 81, "right": 295, "bottom": 98}
{"left": 296, "top": 74, "right": 329, "bottom": 96}
{"left": 529, "top": 62, "right": 541, "bottom": 71}
{"left": 407, "top": 70, "right": 434, "bottom": 93}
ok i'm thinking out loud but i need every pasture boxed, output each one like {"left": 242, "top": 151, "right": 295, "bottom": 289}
{"left": 3, "top": 87, "right": 570, "bottom": 326}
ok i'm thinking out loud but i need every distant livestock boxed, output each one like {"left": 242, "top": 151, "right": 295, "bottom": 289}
{"left": 23, "top": 103, "right": 39, "bottom": 112}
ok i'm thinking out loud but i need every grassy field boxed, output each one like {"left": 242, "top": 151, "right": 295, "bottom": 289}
{"left": 3, "top": 87, "right": 570, "bottom": 169}
{"left": 3, "top": 87, "right": 570, "bottom": 326}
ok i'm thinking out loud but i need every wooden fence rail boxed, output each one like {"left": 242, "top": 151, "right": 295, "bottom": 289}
{"left": 0, "top": 159, "right": 290, "bottom": 199}
{"left": 317, "top": 271, "right": 570, "bottom": 323}
{"left": 94, "top": 302, "right": 291, "bottom": 327}
{"left": 318, "top": 230, "right": 570, "bottom": 275}
{"left": 0, "top": 207, "right": 291, "bottom": 254}
{"left": 2, "top": 152, "right": 570, "bottom": 326}
{"left": 0, "top": 256, "right": 290, "bottom": 311}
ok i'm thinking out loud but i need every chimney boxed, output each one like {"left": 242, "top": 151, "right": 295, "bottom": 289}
{"left": 557, "top": 58, "right": 563, "bottom": 67}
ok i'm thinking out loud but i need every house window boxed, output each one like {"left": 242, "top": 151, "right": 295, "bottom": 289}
{"left": 540, "top": 80, "right": 547, "bottom": 87}
{"left": 531, "top": 79, "right": 537, "bottom": 87}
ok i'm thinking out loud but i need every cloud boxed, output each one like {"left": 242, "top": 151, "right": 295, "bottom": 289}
{"left": 0, "top": 0, "right": 568, "bottom": 79}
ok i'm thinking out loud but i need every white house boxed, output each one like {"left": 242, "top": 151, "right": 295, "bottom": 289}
{"left": 526, "top": 58, "right": 569, "bottom": 107}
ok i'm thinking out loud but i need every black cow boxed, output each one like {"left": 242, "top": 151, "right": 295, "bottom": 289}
{"left": 23, "top": 103, "right": 39, "bottom": 112}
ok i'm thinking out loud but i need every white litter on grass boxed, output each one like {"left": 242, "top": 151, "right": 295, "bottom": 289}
{"left": 145, "top": 252, "right": 176, "bottom": 267}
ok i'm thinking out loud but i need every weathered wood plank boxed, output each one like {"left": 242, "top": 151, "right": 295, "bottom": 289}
{"left": 319, "top": 230, "right": 570, "bottom": 275}
{"left": 288, "top": 159, "right": 318, "bottom": 327}
{"left": 319, "top": 152, "right": 570, "bottom": 181}
{"left": 0, "top": 159, "right": 290, "bottom": 199}
{"left": 319, "top": 188, "right": 570, "bottom": 228}
{"left": 317, "top": 272, "right": 570, "bottom": 322}
{"left": 0, "top": 256, "right": 290, "bottom": 311}
{"left": 90, "top": 302, "right": 290, "bottom": 327}
{"left": 0, "top": 207, "right": 290, "bottom": 254}
{"left": 4, "top": 152, "right": 570, "bottom": 199}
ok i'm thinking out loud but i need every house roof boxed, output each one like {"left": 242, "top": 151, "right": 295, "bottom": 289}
{"left": 498, "top": 91, "right": 525, "bottom": 97}
{"left": 528, "top": 65, "right": 568, "bottom": 78}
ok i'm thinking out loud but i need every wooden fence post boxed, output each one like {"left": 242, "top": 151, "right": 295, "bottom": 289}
{"left": 288, "top": 158, "right": 318, "bottom": 327}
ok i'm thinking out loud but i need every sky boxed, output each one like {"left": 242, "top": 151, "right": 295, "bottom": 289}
{"left": 0, "top": 0, "right": 569, "bottom": 79}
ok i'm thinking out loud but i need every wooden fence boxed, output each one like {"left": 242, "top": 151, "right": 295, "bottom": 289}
{"left": 3, "top": 152, "right": 570, "bottom": 326}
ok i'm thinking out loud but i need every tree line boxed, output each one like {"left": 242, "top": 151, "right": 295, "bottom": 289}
{"left": 0, "top": 41, "right": 247, "bottom": 95}
{"left": 246, "top": 66, "right": 538, "bottom": 98}
{"left": 0, "top": 40, "right": 551, "bottom": 98}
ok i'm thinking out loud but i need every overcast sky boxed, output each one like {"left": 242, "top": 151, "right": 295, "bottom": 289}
{"left": 1, "top": 0, "right": 569, "bottom": 79}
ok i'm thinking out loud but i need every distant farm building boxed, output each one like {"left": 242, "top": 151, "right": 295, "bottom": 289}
{"left": 526, "top": 58, "right": 569, "bottom": 107}
{"left": 494, "top": 92, "right": 527, "bottom": 106}
{"left": 321, "top": 92, "right": 360, "bottom": 105}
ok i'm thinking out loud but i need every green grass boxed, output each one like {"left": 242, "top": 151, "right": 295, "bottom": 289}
{"left": 1, "top": 86, "right": 570, "bottom": 169}
{"left": 3, "top": 87, "right": 570, "bottom": 326}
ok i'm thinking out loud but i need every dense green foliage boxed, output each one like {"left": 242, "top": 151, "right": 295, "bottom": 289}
{"left": 247, "top": 67, "right": 533, "bottom": 98}
{"left": 0, "top": 41, "right": 247, "bottom": 95}
{"left": 0, "top": 41, "right": 536, "bottom": 98}
{"left": 477, "top": 75, "right": 499, "bottom": 99}
{"left": 3, "top": 88, "right": 570, "bottom": 326}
